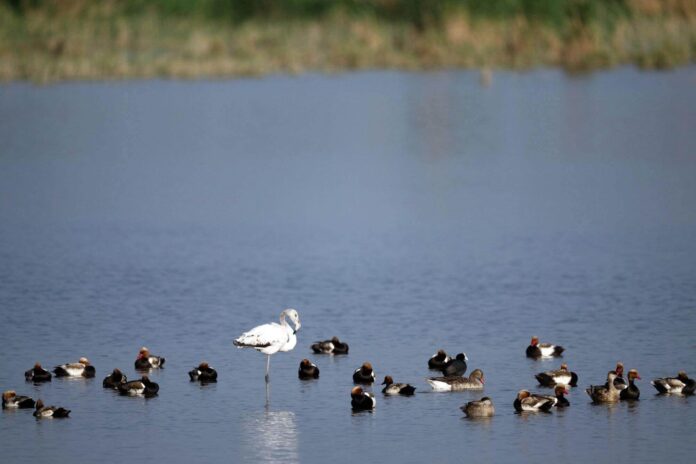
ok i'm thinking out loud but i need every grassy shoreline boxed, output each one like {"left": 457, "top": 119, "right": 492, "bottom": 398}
{"left": 1, "top": 1, "right": 695, "bottom": 83}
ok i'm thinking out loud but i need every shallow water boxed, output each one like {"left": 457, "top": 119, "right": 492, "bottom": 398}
{"left": 1, "top": 67, "right": 696, "bottom": 463}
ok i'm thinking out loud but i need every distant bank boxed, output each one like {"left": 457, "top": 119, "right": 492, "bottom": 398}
{"left": 1, "top": 1, "right": 694, "bottom": 83}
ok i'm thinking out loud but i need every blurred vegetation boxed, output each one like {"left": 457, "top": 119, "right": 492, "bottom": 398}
{"left": 1, "top": 0, "right": 694, "bottom": 81}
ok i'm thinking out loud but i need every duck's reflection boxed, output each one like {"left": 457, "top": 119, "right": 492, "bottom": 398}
{"left": 241, "top": 410, "right": 298, "bottom": 464}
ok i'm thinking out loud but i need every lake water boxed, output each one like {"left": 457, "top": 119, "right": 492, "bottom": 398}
{"left": 1, "top": 67, "right": 695, "bottom": 463}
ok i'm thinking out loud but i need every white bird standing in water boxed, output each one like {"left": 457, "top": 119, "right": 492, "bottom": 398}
{"left": 233, "top": 309, "right": 301, "bottom": 384}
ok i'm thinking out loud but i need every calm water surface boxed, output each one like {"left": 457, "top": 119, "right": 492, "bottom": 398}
{"left": 1, "top": 68, "right": 695, "bottom": 463}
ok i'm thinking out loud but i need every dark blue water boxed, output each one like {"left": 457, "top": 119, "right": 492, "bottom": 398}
{"left": 1, "top": 67, "right": 695, "bottom": 463}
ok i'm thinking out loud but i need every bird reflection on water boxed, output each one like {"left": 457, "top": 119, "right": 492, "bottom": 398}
{"left": 241, "top": 410, "right": 298, "bottom": 464}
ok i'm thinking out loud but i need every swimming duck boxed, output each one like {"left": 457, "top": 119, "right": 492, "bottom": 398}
{"left": 526, "top": 336, "right": 564, "bottom": 358}
{"left": 535, "top": 363, "right": 578, "bottom": 387}
{"left": 350, "top": 386, "right": 376, "bottom": 411}
{"left": 609, "top": 362, "right": 627, "bottom": 389}
{"left": 381, "top": 376, "right": 416, "bottom": 395}
{"left": 118, "top": 375, "right": 159, "bottom": 397}
{"left": 651, "top": 371, "right": 694, "bottom": 395}
{"left": 461, "top": 397, "right": 495, "bottom": 417}
{"left": 353, "top": 362, "right": 375, "bottom": 384}
{"left": 441, "top": 353, "right": 468, "bottom": 377}
{"left": 620, "top": 369, "right": 641, "bottom": 400}
{"left": 24, "top": 362, "right": 52, "bottom": 382}
{"left": 428, "top": 350, "right": 451, "bottom": 370}
{"left": 33, "top": 399, "right": 70, "bottom": 418}
{"left": 427, "top": 369, "right": 485, "bottom": 392}
{"left": 311, "top": 336, "right": 349, "bottom": 355}
{"left": 53, "top": 357, "right": 95, "bottom": 378}
{"left": 2, "top": 390, "right": 35, "bottom": 409}
{"left": 514, "top": 390, "right": 557, "bottom": 412}
{"left": 586, "top": 371, "right": 621, "bottom": 403}
{"left": 189, "top": 362, "right": 218, "bottom": 382}
{"left": 134, "top": 347, "right": 165, "bottom": 370}
{"left": 102, "top": 368, "right": 128, "bottom": 389}
{"left": 298, "top": 359, "right": 319, "bottom": 380}
{"left": 553, "top": 385, "right": 570, "bottom": 407}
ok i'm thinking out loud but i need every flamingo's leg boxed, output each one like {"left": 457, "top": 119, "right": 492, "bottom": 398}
{"left": 265, "top": 354, "right": 270, "bottom": 383}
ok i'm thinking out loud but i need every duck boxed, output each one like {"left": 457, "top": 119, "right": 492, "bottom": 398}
{"left": 609, "top": 362, "right": 627, "bottom": 390}
{"left": 427, "top": 369, "right": 485, "bottom": 392}
{"left": 381, "top": 376, "right": 416, "bottom": 395}
{"left": 53, "top": 357, "right": 95, "bottom": 378}
{"left": 118, "top": 375, "right": 159, "bottom": 397}
{"left": 350, "top": 386, "right": 376, "bottom": 411}
{"left": 514, "top": 390, "right": 557, "bottom": 412}
{"left": 441, "top": 353, "right": 468, "bottom": 377}
{"left": 311, "top": 336, "right": 349, "bottom": 355}
{"left": 586, "top": 371, "right": 621, "bottom": 403}
{"left": 651, "top": 371, "right": 695, "bottom": 395}
{"left": 461, "top": 397, "right": 495, "bottom": 417}
{"left": 526, "top": 336, "right": 564, "bottom": 358}
{"left": 2, "top": 390, "right": 35, "bottom": 409}
{"left": 24, "top": 362, "right": 52, "bottom": 382}
{"left": 428, "top": 350, "right": 451, "bottom": 370}
{"left": 134, "top": 347, "right": 165, "bottom": 370}
{"left": 553, "top": 385, "right": 570, "bottom": 407}
{"left": 298, "top": 359, "right": 319, "bottom": 380}
{"left": 189, "top": 362, "right": 218, "bottom": 382}
{"left": 620, "top": 369, "right": 641, "bottom": 400}
{"left": 535, "top": 363, "right": 578, "bottom": 387}
{"left": 33, "top": 399, "right": 70, "bottom": 418}
{"left": 102, "top": 368, "right": 128, "bottom": 389}
{"left": 353, "top": 362, "right": 375, "bottom": 384}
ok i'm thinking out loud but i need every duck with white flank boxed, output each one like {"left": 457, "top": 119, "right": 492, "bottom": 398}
{"left": 381, "top": 376, "right": 416, "bottom": 395}
{"left": 53, "top": 357, "right": 95, "bottom": 378}
{"left": 461, "top": 397, "right": 495, "bottom": 417}
{"left": 311, "top": 336, "right": 349, "bottom": 355}
{"left": 526, "top": 336, "right": 564, "bottom": 358}
{"left": 350, "top": 386, "right": 376, "bottom": 411}
{"left": 33, "top": 399, "right": 70, "bottom": 418}
{"left": 651, "top": 371, "right": 695, "bottom": 395}
{"left": 428, "top": 350, "right": 451, "bottom": 370}
{"left": 620, "top": 369, "right": 641, "bottom": 400}
{"left": 135, "top": 347, "right": 165, "bottom": 370}
{"left": 298, "top": 359, "right": 320, "bottom": 380}
{"left": 24, "top": 362, "right": 52, "bottom": 382}
{"left": 189, "top": 362, "right": 218, "bottom": 382}
{"left": 535, "top": 363, "right": 578, "bottom": 387}
{"left": 233, "top": 308, "right": 301, "bottom": 384}
{"left": 427, "top": 369, "right": 485, "bottom": 392}
{"left": 586, "top": 371, "right": 621, "bottom": 403}
{"left": 353, "top": 362, "right": 376, "bottom": 384}
{"left": 118, "top": 375, "right": 159, "bottom": 397}
{"left": 2, "top": 390, "right": 35, "bottom": 409}
{"left": 102, "top": 368, "right": 128, "bottom": 389}
{"left": 514, "top": 390, "right": 556, "bottom": 412}
{"left": 441, "top": 353, "right": 468, "bottom": 377}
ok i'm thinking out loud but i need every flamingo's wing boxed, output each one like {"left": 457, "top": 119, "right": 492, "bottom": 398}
{"left": 234, "top": 322, "right": 287, "bottom": 351}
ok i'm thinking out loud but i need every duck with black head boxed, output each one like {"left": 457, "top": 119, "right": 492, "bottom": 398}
{"left": 25, "top": 362, "right": 52, "bottom": 382}
{"left": 350, "top": 386, "right": 375, "bottom": 411}
{"left": 526, "top": 336, "right": 564, "bottom": 358}
{"left": 441, "top": 353, "right": 468, "bottom": 377}
{"left": 2, "top": 390, "right": 35, "bottom": 409}
{"left": 311, "top": 336, "right": 349, "bottom": 355}
{"left": 353, "top": 362, "right": 375, "bottom": 384}
{"left": 102, "top": 368, "right": 128, "bottom": 389}
{"left": 428, "top": 350, "right": 451, "bottom": 370}
{"left": 53, "top": 357, "right": 95, "bottom": 378}
{"left": 298, "top": 359, "right": 319, "bottom": 380}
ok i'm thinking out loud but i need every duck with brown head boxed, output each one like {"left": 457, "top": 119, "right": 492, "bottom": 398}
{"left": 298, "top": 359, "right": 319, "bottom": 380}
{"left": 381, "top": 376, "right": 415, "bottom": 395}
{"left": 514, "top": 390, "right": 556, "bottom": 412}
{"left": 135, "top": 347, "right": 165, "bottom": 370}
{"left": 526, "top": 336, "right": 564, "bottom": 358}
{"left": 428, "top": 350, "right": 451, "bottom": 370}
{"left": 2, "top": 390, "right": 35, "bottom": 409}
{"left": 535, "top": 363, "right": 578, "bottom": 387}
{"left": 189, "top": 362, "right": 218, "bottom": 382}
{"left": 33, "top": 399, "right": 70, "bottom": 418}
{"left": 25, "top": 362, "right": 51, "bottom": 383}
{"left": 620, "top": 369, "right": 641, "bottom": 400}
{"left": 353, "top": 362, "right": 375, "bottom": 384}
{"left": 53, "top": 357, "right": 95, "bottom": 378}
{"left": 350, "top": 386, "right": 375, "bottom": 411}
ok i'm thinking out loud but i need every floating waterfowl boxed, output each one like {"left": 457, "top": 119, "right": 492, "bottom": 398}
{"left": 102, "top": 368, "right": 128, "bottom": 389}
{"left": 298, "top": 359, "right": 319, "bottom": 380}
{"left": 427, "top": 369, "right": 485, "bottom": 392}
{"left": 353, "top": 362, "right": 376, "bottom": 384}
{"left": 350, "top": 386, "right": 375, "bottom": 411}
{"left": 53, "top": 357, "right": 95, "bottom": 378}
{"left": 2, "top": 390, "right": 35, "bottom": 409}
{"left": 189, "top": 362, "right": 218, "bottom": 382}
{"left": 118, "top": 375, "right": 159, "bottom": 397}
{"left": 586, "top": 371, "right": 621, "bottom": 403}
{"left": 609, "top": 362, "right": 627, "bottom": 390}
{"left": 24, "top": 362, "right": 51, "bottom": 382}
{"left": 33, "top": 399, "right": 70, "bottom": 418}
{"left": 651, "top": 371, "right": 694, "bottom": 395}
{"left": 461, "top": 397, "right": 495, "bottom": 417}
{"left": 535, "top": 363, "right": 578, "bottom": 387}
{"left": 553, "top": 385, "right": 570, "bottom": 407}
{"left": 233, "top": 308, "right": 301, "bottom": 384}
{"left": 311, "top": 336, "right": 349, "bottom": 355}
{"left": 514, "top": 390, "right": 557, "bottom": 412}
{"left": 428, "top": 350, "right": 451, "bottom": 370}
{"left": 526, "top": 336, "right": 564, "bottom": 358}
{"left": 441, "top": 353, "right": 468, "bottom": 377}
{"left": 381, "top": 376, "right": 415, "bottom": 395}
{"left": 620, "top": 369, "right": 641, "bottom": 401}
{"left": 134, "top": 347, "right": 165, "bottom": 370}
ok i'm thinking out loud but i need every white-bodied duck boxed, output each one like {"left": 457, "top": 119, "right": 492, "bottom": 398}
{"left": 53, "top": 357, "right": 95, "bottom": 378}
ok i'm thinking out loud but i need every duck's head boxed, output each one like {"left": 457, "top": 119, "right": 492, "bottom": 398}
{"left": 138, "top": 347, "right": 150, "bottom": 359}
{"left": 436, "top": 349, "right": 447, "bottom": 359}
{"left": 79, "top": 357, "right": 90, "bottom": 365}
{"left": 530, "top": 336, "right": 539, "bottom": 346}
{"left": 554, "top": 385, "right": 569, "bottom": 396}
{"left": 470, "top": 369, "right": 484, "bottom": 383}
{"left": 112, "top": 368, "right": 122, "bottom": 375}
{"left": 517, "top": 390, "right": 531, "bottom": 400}
{"left": 331, "top": 336, "right": 341, "bottom": 344}
{"left": 560, "top": 363, "right": 569, "bottom": 371}
{"left": 382, "top": 375, "right": 393, "bottom": 386}
{"left": 677, "top": 371, "right": 689, "bottom": 381}
{"left": 615, "top": 362, "right": 624, "bottom": 376}
{"left": 34, "top": 362, "right": 43, "bottom": 369}
{"left": 199, "top": 362, "right": 210, "bottom": 370}
{"left": 456, "top": 353, "right": 468, "bottom": 362}
{"left": 281, "top": 309, "right": 301, "bottom": 333}
{"left": 300, "top": 359, "right": 312, "bottom": 369}
{"left": 361, "top": 362, "right": 373, "bottom": 373}
{"left": 480, "top": 396, "right": 493, "bottom": 404}
{"left": 3, "top": 390, "right": 16, "bottom": 401}
{"left": 351, "top": 386, "right": 364, "bottom": 398}
{"left": 627, "top": 369, "right": 641, "bottom": 381}
{"left": 35, "top": 399, "right": 44, "bottom": 410}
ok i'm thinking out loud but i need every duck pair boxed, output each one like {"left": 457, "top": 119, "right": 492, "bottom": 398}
{"left": 311, "top": 337, "right": 349, "bottom": 355}
{"left": 514, "top": 386, "right": 569, "bottom": 412}
{"left": 428, "top": 350, "right": 468, "bottom": 376}
{"left": 587, "top": 369, "right": 641, "bottom": 403}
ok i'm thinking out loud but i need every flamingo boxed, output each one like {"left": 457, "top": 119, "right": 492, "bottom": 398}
{"left": 233, "top": 308, "right": 301, "bottom": 384}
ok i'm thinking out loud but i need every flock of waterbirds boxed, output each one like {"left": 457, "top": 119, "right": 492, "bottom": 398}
{"left": 4, "top": 308, "right": 695, "bottom": 419}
